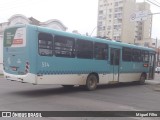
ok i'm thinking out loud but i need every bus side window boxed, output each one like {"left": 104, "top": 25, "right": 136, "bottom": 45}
{"left": 132, "top": 49, "right": 141, "bottom": 62}
{"left": 76, "top": 39, "right": 93, "bottom": 59}
{"left": 122, "top": 47, "right": 132, "bottom": 61}
{"left": 144, "top": 51, "right": 149, "bottom": 62}
{"left": 94, "top": 42, "right": 108, "bottom": 60}
{"left": 38, "top": 33, "right": 53, "bottom": 56}
{"left": 54, "top": 36, "right": 75, "bottom": 58}
{"left": 141, "top": 50, "right": 149, "bottom": 62}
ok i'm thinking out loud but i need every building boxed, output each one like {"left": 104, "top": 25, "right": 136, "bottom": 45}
{"left": 0, "top": 14, "right": 67, "bottom": 36}
{"left": 97, "top": 0, "right": 152, "bottom": 46}
{"left": 0, "top": 35, "right": 3, "bottom": 73}
{"left": 0, "top": 14, "right": 67, "bottom": 73}
{"left": 97, "top": 0, "right": 136, "bottom": 43}
{"left": 134, "top": 2, "right": 152, "bottom": 46}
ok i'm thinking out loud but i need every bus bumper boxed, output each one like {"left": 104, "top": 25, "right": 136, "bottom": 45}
{"left": 3, "top": 71, "right": 37, "bottom": 84}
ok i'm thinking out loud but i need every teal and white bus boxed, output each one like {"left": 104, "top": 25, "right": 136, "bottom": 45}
{"left": 3, "top": 24, "right": 156, "bottom": 90}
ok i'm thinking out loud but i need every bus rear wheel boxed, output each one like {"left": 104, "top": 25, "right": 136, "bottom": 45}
{"left": 86, "top": 74, "right": 98, "bottom": 91}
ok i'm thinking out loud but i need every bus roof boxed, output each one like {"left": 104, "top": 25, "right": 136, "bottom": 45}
{"left": 8, "top": 24, "right": 155, "bottom": 52}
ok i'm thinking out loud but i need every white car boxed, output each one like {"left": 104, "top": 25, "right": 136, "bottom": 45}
{"left": 155, "top": 67, "right": 160, "bottom": 73}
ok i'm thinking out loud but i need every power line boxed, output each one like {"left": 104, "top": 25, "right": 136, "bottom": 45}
{"left": 146, "top": 0, "right": 160, "bottom": 8}
{"left": 152, "top": 0, "right": 160, "bottom": 6}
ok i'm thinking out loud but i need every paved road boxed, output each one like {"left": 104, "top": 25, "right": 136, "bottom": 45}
{"left": 0, "top": 74, "right": 160, "bottom": 120}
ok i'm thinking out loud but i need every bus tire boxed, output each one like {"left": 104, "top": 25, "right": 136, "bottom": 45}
{"left": 86, "top": 74, "right": 98, "bottom": 91}
{"left": 139, "top": 73, "right": 146, "bottom": 85}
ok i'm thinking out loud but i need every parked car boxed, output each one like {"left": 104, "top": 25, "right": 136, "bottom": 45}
{"left": 155, "top": 67, "right": 160, "bottom": 73}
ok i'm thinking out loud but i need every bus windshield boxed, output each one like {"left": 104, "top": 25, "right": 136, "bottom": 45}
{"left": 4, "top": 27, "right": 26, "bottom": 48}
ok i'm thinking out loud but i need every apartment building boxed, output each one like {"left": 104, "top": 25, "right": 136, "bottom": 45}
{"left": 97, "top": 0, "right": 152, "bottom": 46}
{"left": 134, "top": 2, "right": 152, "bottom": 46}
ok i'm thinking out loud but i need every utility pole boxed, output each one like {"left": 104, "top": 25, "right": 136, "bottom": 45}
{"left": 155, "top": 38, "right": 158, "bottom": 49}
{"left": 155, "top": 38, "right": 160, "bottom": 66}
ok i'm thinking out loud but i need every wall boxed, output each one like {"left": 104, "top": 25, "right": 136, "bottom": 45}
{"left": 121, "top": 0, "right": 136, "bottom": 44}
{"left": 0, "top": 35, "right": 3, "bottom": 74}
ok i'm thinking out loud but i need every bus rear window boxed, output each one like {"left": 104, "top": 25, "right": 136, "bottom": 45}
{"left": 4, "top": 27, "right": 26, "bottom": 47}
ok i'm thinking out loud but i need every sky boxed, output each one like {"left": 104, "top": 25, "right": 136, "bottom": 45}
{"left": 0, "top": 0, "right": 98, "bottom": 36}
{"left": 0, "top": 0, "right": 160, "bottom": 39}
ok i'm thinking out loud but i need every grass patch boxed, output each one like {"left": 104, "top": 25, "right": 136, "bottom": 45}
{"left": 0, "top": 74, "right": 4, "bottom": 77}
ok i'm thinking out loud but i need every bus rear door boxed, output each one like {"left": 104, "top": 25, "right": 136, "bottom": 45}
{"left": 110, "top": 48, "right": 121, "bottom": 83}
{"left": 148, "top": 53, "right": 156, "bottom": 79}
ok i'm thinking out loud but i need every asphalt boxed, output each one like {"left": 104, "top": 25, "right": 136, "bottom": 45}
{"left": 1, "top": 73, "right": 160, "bottom": 84}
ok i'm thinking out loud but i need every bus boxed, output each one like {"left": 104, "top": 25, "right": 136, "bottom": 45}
{"left": 3, "top": 24, "right": 156, "bottom": 90}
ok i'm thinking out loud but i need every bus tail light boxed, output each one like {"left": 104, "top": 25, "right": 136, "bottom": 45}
{"left": 143, "top": 64, "right": 148, "bottom": 67}
{"left": 25, "top": 61, "right": 30, "bottom": 73}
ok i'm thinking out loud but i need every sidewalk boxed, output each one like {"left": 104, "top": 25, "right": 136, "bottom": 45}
{"left": 146, "top": 73, "right": 160, "bottom": 85}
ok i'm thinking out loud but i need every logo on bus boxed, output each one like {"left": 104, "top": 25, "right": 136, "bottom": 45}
{"left": 12, "top": 39, "right": 23, "bottom": 44}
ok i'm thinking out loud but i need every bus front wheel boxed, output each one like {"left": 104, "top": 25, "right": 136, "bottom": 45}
{"left": 86, "top": 74, "right": 98, "bottom": 91}
{"left": 139, "top": 74, "right": 146, "bottom": 84}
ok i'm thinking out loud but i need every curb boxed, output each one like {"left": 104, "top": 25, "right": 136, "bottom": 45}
{"left": 145, "top": 80, "right": 160, "bottom": 85}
